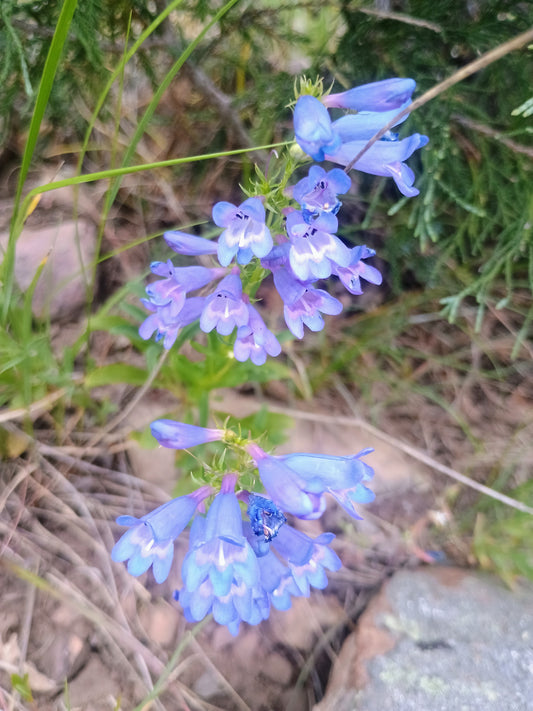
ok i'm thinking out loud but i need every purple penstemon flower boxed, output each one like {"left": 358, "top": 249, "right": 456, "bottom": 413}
{"left": 247, "top": 442, "right": 326, "bottom": 519}
{"left": 111, "top": 486, "right": 212, "bottom": 583}
{"left": 332, "top": 245, "right": 382, "bottom": 295}
{"left": 177, "top": 474, "right": 261, "bottom": 635}
{"left": 283, "top": 285, "right": 343, "bottom": 340}
{"left": 292, "top": 166, "right": 352, "bottom": 222}
{"left": 261, "top": 251, "right": 343, "bottom": 339}
{"left": 233, "top": 303, "right": 282, "bottom": 365}
{"left": 286, "top": 211, "right": 351, "bottom": 281}
{"left": 256, "top": 548, "right": 303, "bottom": 611}
{"left": 200, "top": 272, "right": 249, "bottom": 336}
{"left": 244, "top": 523, "right": 304, "bottom": 611}
{"left": 325, "top": 133, "right": 429, "bottom": 198}
{"left": 163, "top": 230, "right": 218, "bottom": 256}
{"left": 332, "top": 107, "right": 410, "bottom": 143}
{"left": 213, "top": 197, "right": 273, "bottom": 266}
{"left": 150, "top": 419, "right": 224, "bottom": 449}
{"left": 248, "top": 443, "right": 375, "bottom": 520}
{"left": 293, "top": 94, "right": 341, "bottom": 161}
{"left": 139, "top": 296, "right": 205, "bottom": 349}
{"left": 271, "top": 525, "right": 342, "bottom": 596}
{"left": 144, "top": 262, "right": 224, "bottom": 314}
{"left": 277, "top": 449, "right": 375, "bottom": 519}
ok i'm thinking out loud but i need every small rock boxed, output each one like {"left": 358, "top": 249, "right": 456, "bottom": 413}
{"left": 261, "top": 651, "right": 293, "bottom": 685}
{"left": 270, "top": 594, "right": 345, "bottom": 651}
{"left": 138, "top": 601, "right": 179, "bottom": 648}
{"left": 0, "top": 219, "right": 96, "bottom": 321}
{"left": 61, "top": 655, "right": 117, "bottom": 708}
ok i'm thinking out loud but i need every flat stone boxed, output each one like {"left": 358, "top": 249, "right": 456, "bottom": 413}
{"left": 315, "top": 567, "right": 533, "bottom": 711}
{"left": 0, "top": 218, "right": 96, "bottom": 321}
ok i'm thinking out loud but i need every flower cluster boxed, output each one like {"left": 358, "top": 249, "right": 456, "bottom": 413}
{"left": 113, "top": 75, "right": 428, "bottom": 635}
{"left": 294, "top": 77, "right": 429, "bottom": 197}
{"left": 112, "top": 420, "right": 375, "bottom": 635}
{"left": 137, "top": 76, "right": 427, "bottom": 362}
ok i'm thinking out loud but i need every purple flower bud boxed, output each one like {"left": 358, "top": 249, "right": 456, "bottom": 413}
{"left": 150, "top": 419, "right": 224, "bottom": 449}
{"left": 323, "top": 77, "right": 416, "bottom": 112}
{"left": 164, "top": 231, "right": 218, "bottom": 256}
{"left": 248, "top": 443, "right": 326, "bottom": 519}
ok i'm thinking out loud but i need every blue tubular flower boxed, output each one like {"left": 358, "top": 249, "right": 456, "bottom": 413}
{"left": 284, "top": 285, "right": 343, "bottom": 340}
{"left": 332, "top": 107, "right": 410, "bottom": 142}
{"left": 177, "top": 474, "right": 261, "bottom": 635}
{"left": 325, "top": 133, "right": 429, "bottom": 197}
{"left": 243, "top": 522, "right": 303, "bottom": 612}
{"left": 256, "top": 550, "right": 303, "bottom": 610}
{"left": 286, "top": 211, "right": 351, "bottom": 281}
{"left": 199, "top": 273, "right": 249, "bottom": 336}
{"left": 322, "top": 77, "right": 416, "bottom": 112}
{"left": 248, "top": 443, "right": 326, "bottom": 519}
{"left": 278, "top": 449, "right": 375, "bottom": 520}
{"left": 111, "top": 486, "right": 212, "bottom": 583}
{"left": 139, "top": 296, "right": 205, "bottom": 349}
{"left": 293, "top": 166, "right": 352, "bottom": 222}
{"left": 248, "top": 444, "right": 375, "bottom": 520}
{"left": 261, "top": 247, "right": 341, "bottom": 338}
{"left": 332, "top": 245, "right": 383, "bottom": 295}
{"left": 233, "top": 303, "right": 282, "bottom": 365}
{"left": 293, "top": 95, "right": 341, "bottom": 161}
{"left": 145, "top": 262, "right": 223, "bottom": 313}
{"left": 150, "top": 419, "right": 224, "bottom": 449}
{"left": 271, "top": 525, "right": 341, "bottom": 595}
{"left": 163, "top": 231, "right": 218, "bottom": 256}
{"left": 213, "top": 197, "right": 273, "bottom": 266}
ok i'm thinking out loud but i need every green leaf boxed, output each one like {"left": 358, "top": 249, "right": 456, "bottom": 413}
{"left": 85, "top": 363, "right": 148, "bottom": 388}
{"left": 11, "top": 673, "right": 33, "bottom": 702}
{"left": 130, "top": 426, "right": 158, "bottom": 450}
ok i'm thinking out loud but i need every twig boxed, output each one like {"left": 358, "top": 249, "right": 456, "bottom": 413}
{"left": 0, "top": 462, "right": 37, "bottom": 516}
{"left": 358, "top": 7, "right": 442, "bottom": 33}
{"left": 183, "top": 62, "right": 268, "bottom": 163}
{"left": 451, "top": 113, "right": 533, "bottom": 159}
{"left": 188, "top": 637, "right": 252, "bottom": 711}
{"left": 343, "top": 26, "right": 533, "bottom": 173}
{"left": 0, "top": 385, "right": 77, "bottom": 424}
{"left": 18, "top": 559, "right": 39, "bottom": 675}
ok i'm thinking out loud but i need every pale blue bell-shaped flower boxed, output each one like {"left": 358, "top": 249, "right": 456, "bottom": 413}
{"left": 111, "top": 486, "right": 212, "bottom": 583}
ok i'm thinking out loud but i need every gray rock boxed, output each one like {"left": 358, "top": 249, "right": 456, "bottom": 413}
{"left": 0, "top": 218, "right": 96, "bottom": 321}
{"left": 316, "top": 567, "right": 533, "bottom": 711}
